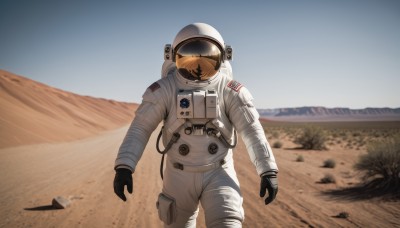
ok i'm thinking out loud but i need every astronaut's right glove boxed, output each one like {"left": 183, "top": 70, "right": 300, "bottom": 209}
{"left": 260, "top": 173, "right": 278, "bottom": 205}
{"left": 113, "top": 168, "right": 133, "bottom": 201}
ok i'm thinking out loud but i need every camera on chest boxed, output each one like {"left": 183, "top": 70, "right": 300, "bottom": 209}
{"left": 177, "top": 89, "right": 218, "bottom": 119}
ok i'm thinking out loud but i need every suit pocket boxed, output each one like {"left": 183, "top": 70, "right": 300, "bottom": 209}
{"left": 156, "top": 193, "right": 177, "bottom": 225}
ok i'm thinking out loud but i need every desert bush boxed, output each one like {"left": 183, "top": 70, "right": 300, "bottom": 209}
{"left": 272, "top": 131, "right": 280, "bottom": 139}
{"left": 294, "top": 126, "right": 327, "bottom": 150}
{"left": 340, "top": 132, "right": 348, "bottom": 141}
{"left": 335, "top": 212, "right": 350, "bottom": 219}
{"left": 296, "top": 155, "right": 304, "bottom": 162}
{"left": 354, "top": 135, "right": 400, "bottom": 192}
{"left": 372, "top": 131, "right": 382, "bottom": 138}
{"left": 323, "top": 159, "right": 336, "bottom": 168}
{"left": 320, "top": 173, "right": 336, "bottom": 183}
{"left": 272, "top": 141, "right": 283, "bottom": 148}
{"left": 357, "top": 138, "right": 366, "bottom": 147}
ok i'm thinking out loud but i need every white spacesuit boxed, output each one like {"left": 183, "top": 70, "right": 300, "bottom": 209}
{"left": 114, "top": 23, "right": 279, "bottom": 228}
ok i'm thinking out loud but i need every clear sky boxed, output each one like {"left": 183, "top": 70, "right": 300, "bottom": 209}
{"left": 1, "top": 0, "right": 399, "bottom": 109}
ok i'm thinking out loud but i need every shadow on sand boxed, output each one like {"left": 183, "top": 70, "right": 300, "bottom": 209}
{"left": 24, "top": 205, "right": 61, "bottom": 211}
{"left": 283, "top": 147, "right": 302, "bottom": 150}
{"left": 322, "top": 179, "right": 400, "bottom": 201}
{"left": 282, "top": 147, "right": 329, "bottom": 151}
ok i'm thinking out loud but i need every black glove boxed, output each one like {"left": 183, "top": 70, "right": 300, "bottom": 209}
{"left": 113, "top": 168, "right": 133, "bottom": 201}
{"left": 260, "top": 174, "right": 278, "bottom": 205}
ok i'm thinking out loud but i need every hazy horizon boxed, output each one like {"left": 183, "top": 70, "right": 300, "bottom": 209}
{"left": 1, "top": 0, "right": 399, "bottom": 109}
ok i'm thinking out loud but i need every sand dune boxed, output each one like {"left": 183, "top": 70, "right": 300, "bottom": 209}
{"left": 0, "top": 71, "right": 398, "bottom": 227}
{"left": 0, "top": 70, "right": 137, "bottom": 148}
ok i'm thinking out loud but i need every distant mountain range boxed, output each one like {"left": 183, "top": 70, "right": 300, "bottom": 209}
{"left": 257, "top": 107, "right": 400, "bottom": 121}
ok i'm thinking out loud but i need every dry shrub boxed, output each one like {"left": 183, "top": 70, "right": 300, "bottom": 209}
{"left": 272, "top": 141, "right": 283, "bottom": 148}
{"left": 294, "top": 126, "right": 327, "bottom": 150}
{"left": 320, "top": 173, "right": 336, "bottom": 184}
{"left": 334, "top": 212, "right": 350, "bottom": 219}
{"left": 296, "top": 155, "right": 304, "bottom": 162}
{"left": 323, "top": 159, "right": 336, "bottom": 168}
{"left": 272, "top": 131, "right": 280, "bottom": 139}
{"left": 354, "top": 135, "right": 400, "bottom": 193}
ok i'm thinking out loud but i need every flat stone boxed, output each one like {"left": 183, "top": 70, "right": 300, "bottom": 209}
{"left": 52, "top": 196, "right": 71, "bottom": 209}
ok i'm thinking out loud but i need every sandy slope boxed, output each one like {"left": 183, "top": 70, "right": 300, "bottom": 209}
{"left": 0, "top": 70, "right": 137, "bottom": 148}
{"left": 1, "top": 125, "right": 398, "bottom": 228}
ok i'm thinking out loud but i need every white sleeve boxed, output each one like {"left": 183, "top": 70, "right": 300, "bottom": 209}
{"left": 226, "top": 86, "right": 278, "bottom": 176}
{"left": 114, "top": 83, "right": 166, "bottom": 172}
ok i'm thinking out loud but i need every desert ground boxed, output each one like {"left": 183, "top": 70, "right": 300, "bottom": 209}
{"left": 1, "top": 70, "right": 399, "bottom": 227}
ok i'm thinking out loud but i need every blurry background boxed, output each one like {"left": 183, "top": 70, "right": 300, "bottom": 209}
{"left": 1, "top": 0, "right": 399, "bottom": 109}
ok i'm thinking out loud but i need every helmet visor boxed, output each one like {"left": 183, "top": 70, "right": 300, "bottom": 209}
{"left": 175, "top": 38, "right": 222, "bottom": 81}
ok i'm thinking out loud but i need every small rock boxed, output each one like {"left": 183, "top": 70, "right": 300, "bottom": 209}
{"left": 335, "top": 212, "right": 349, "bottom": 219}
{"left": 52, "top": 196, "right": 71, "bottom": 209}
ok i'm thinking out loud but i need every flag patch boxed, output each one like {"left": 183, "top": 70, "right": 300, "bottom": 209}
{"left": 148, "top": 82, "right": 160, "bottom": 92}
{"left": 227, "top": 80, "right": 243, "bottom": 92}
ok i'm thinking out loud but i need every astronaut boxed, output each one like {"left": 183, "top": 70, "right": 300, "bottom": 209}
{"left": 113, "top": 23, "right": 278, "bottom": 227}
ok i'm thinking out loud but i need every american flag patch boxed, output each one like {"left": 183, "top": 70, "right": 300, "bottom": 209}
{"left": 227, "top": 80, "right": 243, "bottom": 92}
{"left": 148, "top": 82, "right": 160, "bottom": 92}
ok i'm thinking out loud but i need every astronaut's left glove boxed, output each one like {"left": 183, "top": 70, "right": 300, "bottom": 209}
{"left": 260, "top": 173, "right": 278, "bottom": 205}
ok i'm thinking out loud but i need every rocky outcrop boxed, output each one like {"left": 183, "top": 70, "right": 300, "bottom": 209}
{"left": 258, "top": 106, "right": 400, "bottom": 121}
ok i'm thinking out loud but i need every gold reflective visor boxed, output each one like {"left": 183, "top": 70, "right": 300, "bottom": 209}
{"left": 175, "top": 38, "right": 222, "bottom": 81}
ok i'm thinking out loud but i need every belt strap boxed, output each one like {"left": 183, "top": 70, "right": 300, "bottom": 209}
{"left": 171, "top": 157, "right": 230, "bottom": 173}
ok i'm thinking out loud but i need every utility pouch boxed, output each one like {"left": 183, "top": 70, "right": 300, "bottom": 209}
{"left": 156, "top": 193, "right": 177, "bottom": 225}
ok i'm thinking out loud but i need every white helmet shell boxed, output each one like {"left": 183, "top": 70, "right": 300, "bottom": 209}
{"left": 172, "top": 23, "right": 225, "bottom": 50}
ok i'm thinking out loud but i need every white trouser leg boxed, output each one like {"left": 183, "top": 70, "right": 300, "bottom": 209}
{"left": 161, "top": 157, "right": 244, "bottom": 228}
{"left": 201, "top": 159, "right": 244, "bottom": 228}
{"left": 162, "top": 161, "right": 200, "bottom": 228}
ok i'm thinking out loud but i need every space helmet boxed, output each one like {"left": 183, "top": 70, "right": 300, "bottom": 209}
{"left": 163, "top": 23, "right": 233, "bottom": 81}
